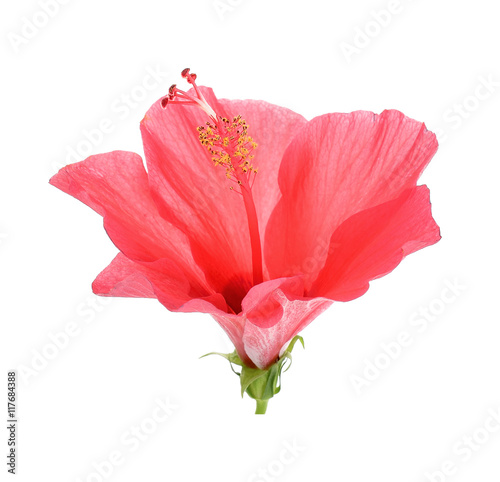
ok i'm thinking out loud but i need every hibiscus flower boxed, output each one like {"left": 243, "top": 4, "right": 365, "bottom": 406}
{"left": 50, "top": 69, "right": 440, "bottom": 413}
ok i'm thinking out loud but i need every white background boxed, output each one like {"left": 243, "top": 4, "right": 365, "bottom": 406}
{"left": 1, "top": 0, "right": 500, "bottom": 481}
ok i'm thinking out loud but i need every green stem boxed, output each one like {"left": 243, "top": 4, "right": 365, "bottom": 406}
{"left": 255, "top": 399, "right": 268, "bottom": 414}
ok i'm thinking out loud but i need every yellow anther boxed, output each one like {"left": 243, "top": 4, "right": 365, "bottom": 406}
{"left": 196, "top": 114, "right": 258, "bottom": 188}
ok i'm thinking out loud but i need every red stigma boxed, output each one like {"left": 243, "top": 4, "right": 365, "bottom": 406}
{"left": 160, "top": 69, "right": 217, "bottom": 118}
{"left": 181, "top": 68, "right": 197, "bottom": 84}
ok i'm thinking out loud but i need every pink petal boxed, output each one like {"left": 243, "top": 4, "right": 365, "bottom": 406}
{"left": 242, "top": 292, "right": 332, "bottom": 369}
{"left": 140, "top": 89, "right": 254, "bottom": 311}
{"left": 50, "top": 151, "right": 212, "bottom": 309}
{"left": 96, "top": 262, "right": 238, "bottom": 358}
{"left": 92, "top": 253, "right": 220, "bottom": 311}
{"left": 265, "top": 110, "right": 438, "bottom": 284}
{"left": 93, "top": 253, "right": 156, "bottom": 298}
{"left": 310, "top": 186, "right": 441, "bottom": 301}
{"left": 241, "top": 276, "right": 306, "bottom": 328}
{"left": 95, "top": 252, "right": 232, "bottom": 313}
{"left": 210, "top": 276, "right": 332, "bottom": 369}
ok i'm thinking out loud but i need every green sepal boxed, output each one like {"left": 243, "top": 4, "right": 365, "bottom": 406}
{"left": 283, "top": 335, "right": 305, "bottom": 357}
{"left": 200, "top": 349, "right": 243, "bottom": 375}
{"left": 240, "top": 366, "right": 268, "bottom": 397}
{"left": 201, "top": 335, "right": 305, "bottom": 414}
{"left": 200, "top": 350, "right": 243, "bottom": 366}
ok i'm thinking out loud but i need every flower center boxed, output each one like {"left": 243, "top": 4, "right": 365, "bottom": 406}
{"left": 161, "top": 69, "right": 264, "bottom": 287}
